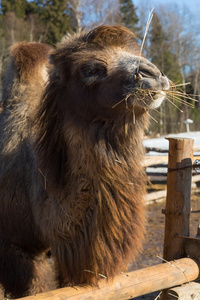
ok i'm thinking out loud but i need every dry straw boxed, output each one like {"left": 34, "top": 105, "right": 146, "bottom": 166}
{"left": 137, "top": 7, "right": 154, "bottom": 73}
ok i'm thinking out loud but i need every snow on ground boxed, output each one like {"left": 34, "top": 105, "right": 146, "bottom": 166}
{"left": 143, "top": 131, "right": 200, "bottom": 174}
{"left": 143, "top": 131, "right": 200, "bottom": 152}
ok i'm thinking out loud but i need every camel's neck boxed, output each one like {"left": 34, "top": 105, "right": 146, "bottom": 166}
{"left": 35, "top": 114, "right": 148, "bottom": 285}
{"left": 52, "top": 118, "right": 147, "bottom": 284}
{"left": 62, "top": 117, "right": 146, "bottom": 233}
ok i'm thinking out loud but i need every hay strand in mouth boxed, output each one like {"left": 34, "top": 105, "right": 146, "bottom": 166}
{"left": 112, "top": 97, "right": 127, "bottom": 109}
{"left": 112, "top": 81, "right": 199, "bottom": 129}
{"left": 112, "top": 93, "right": 132, "bottom": 109}
{"left": 147, "top": 111, "right": 158, "bottom": 123}
{"left": 137, "top": 8, "right": 154, "bottom": 73}
{"left": 165, "top": 96, "right": 184, "bottom": 112}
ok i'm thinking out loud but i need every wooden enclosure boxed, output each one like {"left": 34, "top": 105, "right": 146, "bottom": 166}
{"left": 14, "top": 138, "right": 200, "bottom": 299}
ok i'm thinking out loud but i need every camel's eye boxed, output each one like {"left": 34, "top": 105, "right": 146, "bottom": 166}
{"left": 82, "top": 62, "right": 107, "bottom": 79}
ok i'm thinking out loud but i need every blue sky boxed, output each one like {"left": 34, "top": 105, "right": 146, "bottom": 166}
{"left": 133, "top": 0, "right": 199, "bottom": 16}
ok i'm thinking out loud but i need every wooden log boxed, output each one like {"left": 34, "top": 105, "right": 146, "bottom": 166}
{"left": 166, "top": 282, "right": 200, "bottom": 299}
{"left": 147, "top": 183, "right": 167, "bottom": 190}
{"left": 194, "top": 145, "right": 200, "bottom": 152}
{"left": 193, "top": 155, "right": 200, "bottom": 161}
{"left": 163, "top": 138, "right": 194, "bottom": 261}
{"left": 144, "top": 155, "right": 168, "bottom": 167}
{"left": 192, "top": 174, "right": 200, "bottom": 183}
{"left": 144, "top": 154, "right": 199, "bottom": 168}
{"left": 16, "top": 258, "right": 199, "bottom": 300}
{"left": 145, "top": 189, "right": 167, "bottom": 204}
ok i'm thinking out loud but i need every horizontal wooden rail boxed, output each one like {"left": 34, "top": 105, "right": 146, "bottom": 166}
{"left": 144, "top": 155, "right": 200, "bottom": 168}
{"left": 144, "top": 155, "right": 168, "bottom": 167}
{"left": 145, "top": 189, "right": 167, "bottom": 203}
{"left": 17, "top": 258, "right": 199, "bottom": 300}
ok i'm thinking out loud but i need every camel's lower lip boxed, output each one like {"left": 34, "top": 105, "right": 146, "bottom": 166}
{"left": 152, "top": 91, "right": 166, "bottom": 100}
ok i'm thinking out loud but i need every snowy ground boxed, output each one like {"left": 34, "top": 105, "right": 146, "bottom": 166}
{"left": 143, "top": 131, "right": 200, "bottom": 175}
{"left": 143, "top": 131, "right": 200, "bottom": 152}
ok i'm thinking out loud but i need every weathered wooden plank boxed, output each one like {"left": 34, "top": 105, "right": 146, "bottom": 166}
{"left": 144, "top": 155, "right": 168, "bottom": 167}
{"left": 144, "top": 154, "right": 199, "bottom": 168}
{"left": 145, "top": 190, "right": 167, "bottom": 203}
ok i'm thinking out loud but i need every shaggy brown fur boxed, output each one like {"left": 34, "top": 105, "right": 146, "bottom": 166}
{"left": 0, "top": 26, "right": 169, "bottom": 298}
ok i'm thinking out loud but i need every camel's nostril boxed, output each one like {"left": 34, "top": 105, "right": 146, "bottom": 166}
{"left": 133, "top": 63, "right": 170, "bottom": 92}
{"left": 137, "top": 61, "right": 162, "bottom": 79}
{"left": 138, "top": 70, "right": 154, "bottom": 78}
{"left": 161, "top": 71, "right": 165, "bottom": 77}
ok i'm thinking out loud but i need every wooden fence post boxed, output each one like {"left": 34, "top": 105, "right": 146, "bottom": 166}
{"left": 163, "top": 137, "right": 194, "bottom": 261}
{"left": 161, "top": 138, "right": 194, "bottom": 300}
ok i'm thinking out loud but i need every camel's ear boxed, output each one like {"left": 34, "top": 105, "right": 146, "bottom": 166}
{"left": 35, "top": 77, "right": 68, "bottom": 192}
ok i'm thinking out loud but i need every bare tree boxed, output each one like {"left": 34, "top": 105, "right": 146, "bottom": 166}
{"left": 80, "top": 0, "right": 119, "bottom": 29}
{"left": 27, "top": 14, "right": 49, "bottom": 43}
{"left": 158, "top": 4, "right": 199, "bottom": 131}
{"left": 68, "top": 0, "right": 83, "bottom": 30}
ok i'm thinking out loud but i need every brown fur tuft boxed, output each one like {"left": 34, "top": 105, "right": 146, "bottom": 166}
{"left": 82, "top": 25, "right": 139, "bottom": 49}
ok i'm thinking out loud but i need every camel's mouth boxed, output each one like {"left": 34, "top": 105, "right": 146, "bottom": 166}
{"left": 117, "top": 60, "right": 170, "bottom": 111}
{"left": 125, "top": 88, "right": 167, "bottom": 110}
{"left": 151, "top": 90, "right": 166, "bottom": 100}
{"left": 133, "top": 71, "right": 169, "bottom": 109}
{"left": 147, "top": 90, "right": 166, "bottom": 109}
{"left": 147, "top": 90, "right": 167, "bottom": 108}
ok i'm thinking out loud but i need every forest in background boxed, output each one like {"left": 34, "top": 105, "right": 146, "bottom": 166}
{"left": 0, "top": 0, "right": 199, "bottom": 135}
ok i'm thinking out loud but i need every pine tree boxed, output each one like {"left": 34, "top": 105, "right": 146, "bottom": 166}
{"left": 149, "top": 13, "right": 181, "bottom": 83}
{"left": 33, "top": 0, "right": 74, "bottom": 45}
{"left": 1, "top": 0, "right": 31, "bottom": 45}
{"left": 1, "top": 0, "right": 28, "bottom": 19}
{"left": 119, "top": 0, "right": 139, "bottom": 33}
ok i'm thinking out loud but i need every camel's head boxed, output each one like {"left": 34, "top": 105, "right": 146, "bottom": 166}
{"left": 49, "top": 25, "right": 169, "bottom": 122}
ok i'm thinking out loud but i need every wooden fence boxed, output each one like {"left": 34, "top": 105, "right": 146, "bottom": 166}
{"left": 144, "top": 140, "right": 200, "bottom": 204}
{"left": 15, "top": 138, "right": 200, "bottom": 300}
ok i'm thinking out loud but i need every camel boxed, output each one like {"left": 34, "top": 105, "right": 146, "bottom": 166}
{"left": 0, "top": 25, "right": 169, "bottom": 298}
